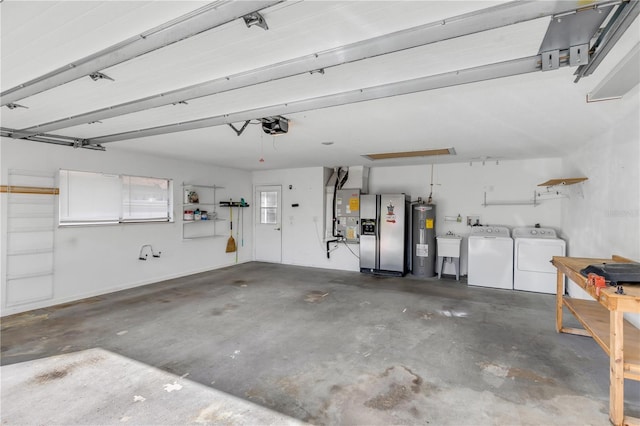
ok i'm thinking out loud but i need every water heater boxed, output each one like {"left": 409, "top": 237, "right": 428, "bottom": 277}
{"left": 412, "top": 203, "right": 436, "bottom": 277}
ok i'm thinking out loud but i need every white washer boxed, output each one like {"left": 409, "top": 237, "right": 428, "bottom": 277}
{"left": 468, "top": 226, "right": 513, "bottom": 289}
{"left": 513, "top": 227, "right": 566, "bottom": 294}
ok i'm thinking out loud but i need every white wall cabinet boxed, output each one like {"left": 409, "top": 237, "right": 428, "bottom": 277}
{"left": 182, "top": 184, "right": 224, "bottom": 239}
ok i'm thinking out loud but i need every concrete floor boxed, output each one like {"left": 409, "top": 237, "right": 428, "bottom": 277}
{"left": 2, "top": 262, "right": 639, "bottom": 425}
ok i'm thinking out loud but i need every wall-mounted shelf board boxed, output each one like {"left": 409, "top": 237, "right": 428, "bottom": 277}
{"left": 1, "top": 185, "right": 59, "bottom": 195}
{"left": 538, "top": 177, "right": 588, "bottom": 187}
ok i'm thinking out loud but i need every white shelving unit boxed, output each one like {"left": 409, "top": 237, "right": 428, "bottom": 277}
{"left": 4, "top": 170, "right": 56, "bottom": 306}
{"left": 182, "top": 183, "right": 225, "bottom": 239}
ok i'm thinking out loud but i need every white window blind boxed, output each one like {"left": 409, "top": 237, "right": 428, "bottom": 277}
{"left": 122, "top": 176, "right": 171, "bottom": 221}
{"left": 59, "top": 170, "right": 121, "bottom": 224}
{"left": 59, "top": 170, "right": 173, "bottom": 225}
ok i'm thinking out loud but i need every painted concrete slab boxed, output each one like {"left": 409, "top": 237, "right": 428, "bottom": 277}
{"left": 1, "top": 347, "right": 304, "bottom": 425}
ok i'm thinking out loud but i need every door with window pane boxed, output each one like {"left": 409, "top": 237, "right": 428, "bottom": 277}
{"left": 254, "top": 185, "right": 282, "bottom": 263}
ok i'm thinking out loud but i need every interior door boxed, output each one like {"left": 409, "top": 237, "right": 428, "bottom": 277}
{"left": 254, "top": 185, "right": 282, "bottom": 263}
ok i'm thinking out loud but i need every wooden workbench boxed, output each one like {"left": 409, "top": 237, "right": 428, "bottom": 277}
{"left": 552, "top": 255, "right": 640, "bottom": 426}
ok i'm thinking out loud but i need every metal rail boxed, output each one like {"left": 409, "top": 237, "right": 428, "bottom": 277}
{"left": 1, "top": 1, "right": 283, "bottom": 106}
{"left": 10, "top": 0, "right": 618, "bottom": 138}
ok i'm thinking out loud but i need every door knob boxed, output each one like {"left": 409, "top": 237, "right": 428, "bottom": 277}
{"left": 275, "top": 227, "right": 281, "bottom": 231}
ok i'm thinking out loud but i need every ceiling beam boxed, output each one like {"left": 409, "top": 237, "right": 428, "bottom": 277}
{"left": 0, "top": 128, "right": 105, "bottom": 150}
{"left": 11, "top": 0, "right": 618, "bottom": 138}
{"left": 89, "top": 53, "right": 561, "bottom": 144}
{"left": 0, "top": 1, "right": 283, "bottom": 107}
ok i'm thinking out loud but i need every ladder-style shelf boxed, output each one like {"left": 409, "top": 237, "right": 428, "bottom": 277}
{"left": 4, "top": 170, "right": 57, "bottom": 307}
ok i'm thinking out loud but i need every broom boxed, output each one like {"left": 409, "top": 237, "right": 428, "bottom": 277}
{"left": 226, "top": 204, "right": 237, "bottom": 253}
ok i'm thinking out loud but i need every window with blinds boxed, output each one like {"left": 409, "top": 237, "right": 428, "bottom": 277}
{"left": 59, "top": 170, "right": 173, "bottom": 225}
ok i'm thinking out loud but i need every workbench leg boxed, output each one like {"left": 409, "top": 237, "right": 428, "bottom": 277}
{"left": 610, "top": 309, "right": 624, "bottom": 426}
{"left": 555, "top": 271, "right": 564, "bottom": 333}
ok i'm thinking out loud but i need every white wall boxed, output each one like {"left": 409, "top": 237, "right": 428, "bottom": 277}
{"left": 6, "top": 132, "right": 633, "bottom": 320}
{"left": 253, "top": 158, "right": 564, "bottom": 276}
{"left": 560, "top": 112, "right": 639, "bottom": 259}
{"left": 1, "top": 138, "right": 253, "bottom": 316}
{"left": 559, "top": 103, "right": 640, "bottom": 327}
{"left": 253, "top": 167, "right": 360, "bottom": 271}
{"left": 370, "top": 159, "right": 563, "bottom": 275}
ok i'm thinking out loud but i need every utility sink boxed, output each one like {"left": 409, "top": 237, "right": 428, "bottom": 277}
{"left": 436, "top": 235, "right": 462, "bottom": 257}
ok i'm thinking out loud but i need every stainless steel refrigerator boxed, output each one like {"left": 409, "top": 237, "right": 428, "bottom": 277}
{"left": 359, "top": 193, "right": 410, "bottom": 276}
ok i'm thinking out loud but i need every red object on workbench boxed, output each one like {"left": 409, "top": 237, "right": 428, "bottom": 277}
{"left": 587, "top": 273, "right": 607, "bottom": 296}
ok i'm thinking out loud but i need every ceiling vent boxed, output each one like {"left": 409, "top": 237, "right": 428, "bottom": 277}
{"left": 363, "top": 148, "right": 456, "bottom": 161}
{"left": 261, "top": 116, "right": 289, "bottom": 135}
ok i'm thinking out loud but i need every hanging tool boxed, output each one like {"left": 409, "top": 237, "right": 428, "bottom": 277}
{"left": 241, "top": 202, "right": 245, "bottom": 247}
{"left": 235, "top": 205, "right": 239, "bottom": 263}
{"left": 225, "top": 203, "right": 236, "bottom": 253}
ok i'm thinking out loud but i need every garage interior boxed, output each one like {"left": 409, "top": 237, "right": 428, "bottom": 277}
{"left": 1, "top": 1, "right": 639, "bottom": 425}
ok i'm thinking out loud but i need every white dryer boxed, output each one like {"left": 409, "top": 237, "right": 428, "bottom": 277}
{"left": 513, "top": 227, "right": 566, "bottom": 294}
{"left": 468, "top": 226, "right": 513, "bottom": 289}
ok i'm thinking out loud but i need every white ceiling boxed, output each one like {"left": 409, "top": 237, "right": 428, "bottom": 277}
{"left": 1, "top": 1, "right": 639, "bottom": 171}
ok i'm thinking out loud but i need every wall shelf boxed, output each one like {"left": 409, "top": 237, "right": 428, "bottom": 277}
{"left": 4, "top": 170, "right": 56, "bottom": 307}
{"left": 7, "top": 270, "right": 55, "bottom": 281}
{"left": 537, "top": 177, "right": 588, "bottom": 199}
{"left": 183, "top": 218, "right": 225, "bottom": 225}
{"left": 538, "top": 177, "right": 588, "bottom": 187}
{"left": 7, "top": 227, "right": 55, "bottom": 233}
{"left": 182, "top": 183, "right": 224, "bottom": 239}
{"left": 7, "top": 248, "right": 54, "bottom": 256}
{"left": 1, "top": 185, "right": 59, "bottom": 195}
